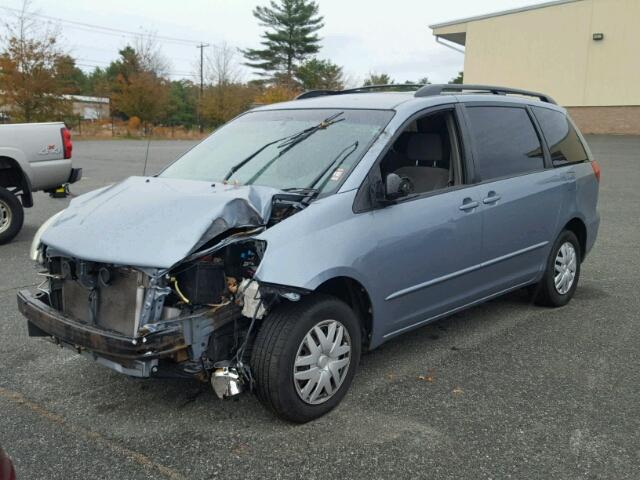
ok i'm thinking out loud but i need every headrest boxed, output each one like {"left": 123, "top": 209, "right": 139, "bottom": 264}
{"left": 406, "top": 133, "right": 443, "bottom": 163}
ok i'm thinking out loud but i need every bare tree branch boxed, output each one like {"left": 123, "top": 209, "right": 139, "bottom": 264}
{"left": 205, "top": 42, "right": 242, "bottom": 87}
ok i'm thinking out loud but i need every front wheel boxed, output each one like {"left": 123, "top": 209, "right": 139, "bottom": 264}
{"left": 534, "top": 230, "right": 581, "bottom": 307}
{"left": 0, "top": 187, "right": 24, "bottom": 245}
{"left": 251, "top": 294, "right": 361, "bottom": 423}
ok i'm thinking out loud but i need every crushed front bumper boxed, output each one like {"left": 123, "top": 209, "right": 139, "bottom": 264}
{"left": 17, "top": 289, "right": 187, "bottom": 377}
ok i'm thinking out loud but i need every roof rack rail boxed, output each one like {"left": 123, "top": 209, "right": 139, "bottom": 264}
{"left": 296, "top": 83, "right": 557, "bottom": 105}
{"left": 296, "top": 84, "right": 425, "bottom": 100}
{"left": 414, "top": 84, "right": 557, "bottom": 104}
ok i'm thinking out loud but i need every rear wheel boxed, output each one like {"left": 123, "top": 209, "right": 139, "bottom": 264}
{"left": 251, "top": 294, "right": 361, "bottom": 423}
{"left": 534, "top": 230, "right": 581, "bottom": 307}
{"left": 0, "top": 187, "right": 24, "bottom": 245}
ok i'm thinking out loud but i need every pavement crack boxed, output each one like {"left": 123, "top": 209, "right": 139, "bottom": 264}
{"left": 0, "top": 282, "right": 38, "bottom": 295}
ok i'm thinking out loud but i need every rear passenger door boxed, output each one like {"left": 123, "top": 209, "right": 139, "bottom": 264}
{"left": 462, "top": 104, "right": 566, "bottom": 294}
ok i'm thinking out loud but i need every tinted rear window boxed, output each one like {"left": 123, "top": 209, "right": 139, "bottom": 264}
{"left": 465, "top": 106, "right": 544, "bottom": 181}
{"left": 533, "top": 107, "right": 588, "bottom": 167}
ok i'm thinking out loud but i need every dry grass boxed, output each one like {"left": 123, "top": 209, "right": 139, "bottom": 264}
{"left": 68, "top": 119, "right": 210, "bottom": 140}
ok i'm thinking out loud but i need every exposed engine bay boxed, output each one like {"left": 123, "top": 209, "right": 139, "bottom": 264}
{"left": 21, "top": 183, "right": 311, "bottom": 399}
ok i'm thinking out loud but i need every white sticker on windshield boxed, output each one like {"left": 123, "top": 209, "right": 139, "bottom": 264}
{"left": 330, "top": 168, "right": 345, "bottom": 182}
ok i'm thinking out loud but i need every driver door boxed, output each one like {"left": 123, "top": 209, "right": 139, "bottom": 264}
{"left": 364, "top": 107, "right": 486, "bottom": 338}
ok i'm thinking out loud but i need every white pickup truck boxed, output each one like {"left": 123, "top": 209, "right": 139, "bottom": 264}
{"left": 0, "top": 122, "right": 81, "bottom": 243}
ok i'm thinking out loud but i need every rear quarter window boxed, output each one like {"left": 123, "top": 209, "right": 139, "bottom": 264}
{"left": 465, "top": 106, "right": 544, "bottom": 181}
{"left": 532, "top": 107, "right": 589, "bottom": 167}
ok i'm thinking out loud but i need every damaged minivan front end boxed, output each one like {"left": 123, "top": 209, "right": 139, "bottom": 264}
{"left": 18, "top": 176, "right": 309, "bottom": 398}
{"left": 17, "top": 106, "right": 396, "bottom": 421}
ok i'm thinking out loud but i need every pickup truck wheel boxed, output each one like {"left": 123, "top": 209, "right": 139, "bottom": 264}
{"left": 0, "top": 187, "right": 24, "bottom": 244}
{"left": 534, "top": 230, "right": 581, "bottom": 307}
{"left": 251, "top": 294, "right": 361, "bottom": 423}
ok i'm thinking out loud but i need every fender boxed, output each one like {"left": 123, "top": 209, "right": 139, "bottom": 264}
{"left": 0, "top": 152, "right": 33, "bottom": 208}
{"left": 0, "top": 147, "right": 33, "bottom": 181}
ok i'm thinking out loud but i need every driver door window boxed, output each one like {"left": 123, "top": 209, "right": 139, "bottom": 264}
{"left": 380, "top": 110, "right": 462, "bottom": 196}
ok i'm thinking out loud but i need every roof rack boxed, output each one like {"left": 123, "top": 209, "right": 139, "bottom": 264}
{"left": 296, "top": 84, "right": 425, "bottom": 100}
{"left": 295, "top": 83, "right": 556, "bottom": 105}
{"left": 414, "top": 84, "right": 557, "bottom": 104}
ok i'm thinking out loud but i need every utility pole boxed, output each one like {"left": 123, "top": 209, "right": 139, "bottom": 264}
{"left": 196, "top": 43, "right": 210, "bottom": 133}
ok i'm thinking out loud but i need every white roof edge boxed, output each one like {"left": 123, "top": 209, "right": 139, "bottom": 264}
{"left": 62, "top": 94, "right": 110, "bottom": 104}
{"left": 429, "top": 0, "right": 582, "bottom": 29}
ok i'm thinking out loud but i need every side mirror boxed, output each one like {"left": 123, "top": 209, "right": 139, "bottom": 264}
{"left": 373, "top": 173, "right": 409, "bottom": 206}
{"left": 385, "top": 173, "right": 404, "bottom": 200}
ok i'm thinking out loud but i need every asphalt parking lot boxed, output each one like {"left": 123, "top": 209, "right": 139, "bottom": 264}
{"left": 1, "top": 136, "right": 638, "bottom": 479}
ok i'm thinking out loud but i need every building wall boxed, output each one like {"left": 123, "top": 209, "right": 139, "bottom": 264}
{"left": 462, "top": 0, "right": 640, "bottom": 108}
{"left": 568, "top": 106, "right": 640, "bottom": 135}
{"left": 71, "top": 101, "right": 110, "bottom": 120}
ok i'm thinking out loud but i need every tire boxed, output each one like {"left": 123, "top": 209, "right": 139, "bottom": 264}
{"left": 251, "top": 294, "right": 361, "bottom": 423}
{"left": 534, "top": 230, "right": 581, "bottom": 307}
{"left": 0, "top": 187, "right": 24, "bottom": 245}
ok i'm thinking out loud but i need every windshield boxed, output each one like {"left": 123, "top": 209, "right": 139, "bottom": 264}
{"left": 159, "top": 109, "right": 393, "bottom": 193}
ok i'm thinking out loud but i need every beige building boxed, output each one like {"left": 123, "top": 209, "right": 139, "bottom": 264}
{"left": 430, "top": 0, "right": 640, "bottom": 134}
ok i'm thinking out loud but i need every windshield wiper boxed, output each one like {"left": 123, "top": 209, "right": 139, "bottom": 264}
{"left": 307, "top": 141, "right": 359, "bottom": 190}
{"left": 282, "top": 187, "right": 320, "bottom": 195}
{"left": 222, "top": 112, "right": 344, "bottom": 183}
{"left": 273, "top": 187, "right": 320, "bottom": 208}
{"left": 222, "top": 135, "right": 287, "bottom": 182}
{"left": 277, "top": 111, "right": 344, "bottom": 154}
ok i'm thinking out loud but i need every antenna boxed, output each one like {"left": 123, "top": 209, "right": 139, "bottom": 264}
{"left": 142, "top": 136, "right": 151, "bottom": 175}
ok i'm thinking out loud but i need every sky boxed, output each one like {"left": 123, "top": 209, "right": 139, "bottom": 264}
{"left": 1, "top": 0, "right": 554, "bottom": 85}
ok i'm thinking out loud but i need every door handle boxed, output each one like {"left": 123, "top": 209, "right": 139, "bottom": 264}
{"left": 459, "top": 198, "right": 479, "bottom": 211}
{"left": 483, "top": 191, "right": 501, "bottom": 204}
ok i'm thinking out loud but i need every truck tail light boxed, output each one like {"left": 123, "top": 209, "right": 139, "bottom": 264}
{"left": 591, "top": 160, "right": 601, "bottom": 182}
{"left": 60, "top": 127, "right": 72, "bottom": 159}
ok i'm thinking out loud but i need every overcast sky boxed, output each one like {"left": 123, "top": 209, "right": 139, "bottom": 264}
{"left": 1, "top": 0, "right": 552, "bottom": 84}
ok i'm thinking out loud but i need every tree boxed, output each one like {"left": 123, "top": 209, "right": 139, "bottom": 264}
{"left": 207, "top": 42, "right": 241, "bottom": 87}
{"left": 449, "top": 71, "right": 464, "bottom": 84}
{"left": 0, "top": 1, "right": 72, "bottom": 122}
{"left": 112, "top": 70, "right": 168, "bottom": 127}
{"left": 202, "top": 83, "right": 257, "bottom": 127}
{"left": 243, "top": 0, "right": 324, "bottom": 86}
{"left": 363, "top": 72, "right": 393, "bottom": 86}
{"left": 55, "top": 55, "right": 87, "bottom": 94}
{"left": 201, "top": 43, "right": 255, "bottom": 127}
{"left": 253, "top": 84, "right": 299, "bottom": 105}
{"left": 109, "top": 46, "right": 169, "bottom": 127}
{"left": 295, "top": 58, "right": 344, "bottom": 90}
{"left": 163, "top": 80, "right": 197, "bottom": 127}
{"left": 83, "top": 67, "right": 111, "bottom": 97}
{"left": 106, "top": 46, "right": 143, "bottom": 85}
{"left": 106, "top": 45, "right": 169, "bottom": 127}
{"left": 134, "top": 33, "right": 170, "bottom": 77}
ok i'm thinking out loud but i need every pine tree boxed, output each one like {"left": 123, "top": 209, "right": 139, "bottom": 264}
{"left": 363, "top": 73, "right": 393, "bottom": 86}
{"left": 449, "top": 71, "right": 464, "bottom": 84}
{"left": 296, "top": 58, "right": 344, "bottom": 90}
{"left": 243, "top": 0, "right": 324, "bottom": 86}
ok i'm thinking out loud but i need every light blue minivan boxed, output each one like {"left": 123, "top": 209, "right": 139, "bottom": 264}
{"left": 20, "top": 84, "right": 600, "bottom": 422}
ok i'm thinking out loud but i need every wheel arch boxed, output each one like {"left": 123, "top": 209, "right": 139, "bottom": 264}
{"left": 314, "top": 276, "right": 374, "bottom": 350}
{"left": 0, "top": 156, "right": 33, "bottom": 207}
{"left": 563, "top": 217, "right": 587, "bottom": 261}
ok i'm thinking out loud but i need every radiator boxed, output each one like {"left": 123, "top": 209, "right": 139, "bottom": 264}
{"left": 62, "top": 268, "right": 144, "bottom": 337}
